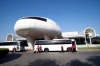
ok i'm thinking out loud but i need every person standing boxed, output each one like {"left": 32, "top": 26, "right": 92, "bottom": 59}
{"left": 61, "top": 46, "right": 64, "bottom": 53}
{"left": 71, "top": 44, "right": 75, "bottom": 52}
{"left": 12, "top": 46, "right": 16, "bottom": 53}
{"left": 39, "top": 45, "right": 42, "bottom": 52}
{"left": 35, "top": 45, "right": 39, "bottom": 53}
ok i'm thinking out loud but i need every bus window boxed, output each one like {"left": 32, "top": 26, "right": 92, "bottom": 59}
{"left": 91, "top": 37, "right": 100, "bottom": 44}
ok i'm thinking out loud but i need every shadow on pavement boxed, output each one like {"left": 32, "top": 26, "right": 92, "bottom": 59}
{"left": 87, "top": 56, "right": 100, "bottom": 66}
{"left": 27, "top": 59, "right": 59, "bottom": 66}
{"left": 27, "top": 56, "right": 100, "bottom": 66}
{"left": 0, "top": 53, "right": 22, "bottom": 64}
{"left": 65, "top": 59, "right": 91, "bottom": 66}
{"left": 65, "top": 56, "right": 100, "bottom": 66}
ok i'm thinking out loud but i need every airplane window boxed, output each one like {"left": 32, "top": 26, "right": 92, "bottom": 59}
{"left": 22, "top": 17, "right": 47, "bottom": 22}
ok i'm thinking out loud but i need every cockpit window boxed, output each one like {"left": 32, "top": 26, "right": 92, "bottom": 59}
{"left": 22, "top": 17, "right": 47, "bottom": 22}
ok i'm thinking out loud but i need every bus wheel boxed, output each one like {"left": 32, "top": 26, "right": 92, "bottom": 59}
{"left": 44, "top": 48, "right": 49, "bottom": 52}
{"left": 67, "top": 47, "right": 72, "bottom": 52}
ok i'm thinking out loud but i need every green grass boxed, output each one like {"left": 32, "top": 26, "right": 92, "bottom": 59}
{"left": 78, "top": 46, "right": 100, "bottom": 50}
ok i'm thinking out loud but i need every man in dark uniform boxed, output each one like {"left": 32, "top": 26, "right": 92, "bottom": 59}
{"left": 61, "top": 46, "right": 64, "bottom": 53}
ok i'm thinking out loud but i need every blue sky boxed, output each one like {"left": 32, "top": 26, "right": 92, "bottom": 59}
{"left": 0, "top": 0, "right": 100, "bottom": 42}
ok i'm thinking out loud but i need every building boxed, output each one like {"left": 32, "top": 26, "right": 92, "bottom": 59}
{"left": 14, "top": 16, "right": 62, "bottom": 50}
{"left": 6, "top": 16, "right": 100, "bottom": 50}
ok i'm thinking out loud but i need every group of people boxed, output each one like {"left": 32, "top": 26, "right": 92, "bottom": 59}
{"left": 35, "top": 45, "right": 42, "bottom": 53}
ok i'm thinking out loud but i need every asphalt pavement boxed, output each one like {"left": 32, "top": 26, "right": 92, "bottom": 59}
{"left": 0, "top": 50, "right": 100, "bottom": 66}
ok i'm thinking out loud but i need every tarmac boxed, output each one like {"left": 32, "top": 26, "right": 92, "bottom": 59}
{"left": 0, "top": 50, "right": 100, "bottom": 66}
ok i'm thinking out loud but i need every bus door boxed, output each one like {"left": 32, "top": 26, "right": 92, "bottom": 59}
{"left": 72, "top": 41, "right": 75, "bottom": 46}
{"left": 16, "top": 42, "right": 20, "bottom": 51}
{"left": 20, "top": 42, "right": 25, "bottom": 51}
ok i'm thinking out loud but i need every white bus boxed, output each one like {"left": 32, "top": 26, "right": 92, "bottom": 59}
{"left": 0, "top": 41, "right": 25, "bottom": 51}
{"left": 34, "top": 39, "right": 77, "bottom": 52}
